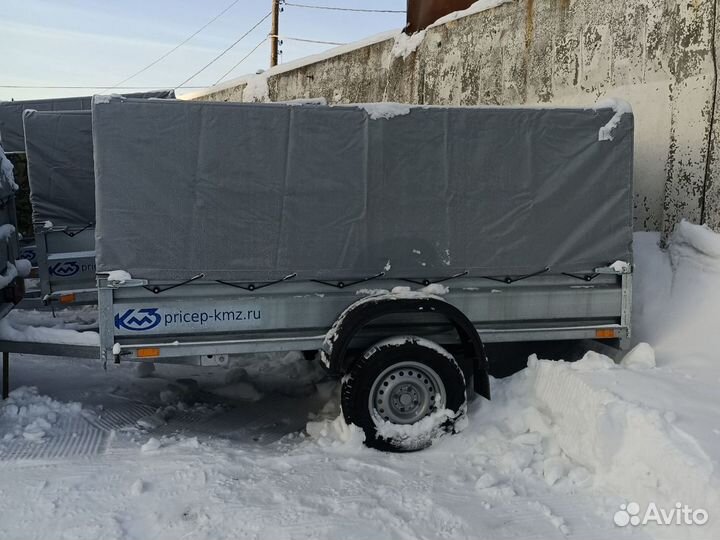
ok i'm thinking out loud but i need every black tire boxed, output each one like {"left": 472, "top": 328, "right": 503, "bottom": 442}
{"left": 341, "top": 336, "right": 467, "bottom": 452}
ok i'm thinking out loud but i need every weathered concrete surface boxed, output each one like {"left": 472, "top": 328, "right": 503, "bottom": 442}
{"left": 194, "top": 0, "right": 720, "bottom": 234}
{"left": 703, "top": 1, "right": 720, "bottom": 230}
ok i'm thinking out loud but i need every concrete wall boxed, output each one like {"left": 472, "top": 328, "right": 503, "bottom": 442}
{"left": 195, "top": 0, "right": 720, "bottom": 234}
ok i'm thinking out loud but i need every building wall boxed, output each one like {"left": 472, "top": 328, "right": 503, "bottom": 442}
{"left": 196, "top": 0, "right": 720, "bottom": 234}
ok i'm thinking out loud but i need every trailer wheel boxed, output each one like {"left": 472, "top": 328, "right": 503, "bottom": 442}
{"left": 341, "top": 336, "right": 467, "bottom": 452}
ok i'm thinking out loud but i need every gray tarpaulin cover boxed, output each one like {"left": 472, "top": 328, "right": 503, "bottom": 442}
{"left": 23, "top": 110, "right": 95, "bottom": 227}
{"left": 0, "top": 90, "right": 175, "bottom": 153}
{"left": 92, "top": 97, "right": 633, "bottom": 282}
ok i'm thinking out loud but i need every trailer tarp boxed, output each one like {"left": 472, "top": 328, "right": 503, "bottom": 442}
{"left": 0, "top": 90, "right": 174, "bottom": 153}
{"left": 92, "top": 97, "right": 633, "bottom": 282}
{"left": 23, "top": 110, "right": 95, "bottom": 227}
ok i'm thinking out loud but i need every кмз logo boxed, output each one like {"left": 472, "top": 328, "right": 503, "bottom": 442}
{"left": 115, "top": 308, "right": 162, "bottom": 331}
{"left": 49, "top": 261, "right": 80, "bottom": 277}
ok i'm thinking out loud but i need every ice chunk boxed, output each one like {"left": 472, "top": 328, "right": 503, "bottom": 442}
{"left": 420, "top": 283, "right": 449, "bottom": 295}
{"left": 15, "top": 259, "right": 32, "bottom": 278}
{"left": 130, "top": 479, "right": 145, "bottom": 496}
{"left": 474, "top": 472, "right": 498, "bottom": 489}
{"left": 140, "top": 437, "right": 162, "bottom": 452}
{"left": 569, "top": 350, "right": 616, "bottom": 371}
{"left": 609, "top": 260, "right": 630, "bottom": 272}
{"left": 0, "top": 143, "right": 19, "bottom": 191}
{"left": 137, "top": 414, "right": 166, "bottom": 430}
{"left": 306, "top": 415, "right": 366, "bottom": 451}
{"left": 0, "top": 224, "right": 15, "bottom": 242}
{"left": 0, "top": 261, "right": 18, "bottom": 290}
{"left": 106, "top": 270, "right": 132, "bottom": 284}
{"left": 543, "top": 457, "right": 567, "bottom": 486}
{"left": 621, "top": 342, "right": 656, "bottom": 370}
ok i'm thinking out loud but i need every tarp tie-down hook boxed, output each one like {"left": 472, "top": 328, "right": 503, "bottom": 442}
{"left": 312, "top": 271, "right": 385, "bottom": 289}
{"left": 143, "top": 273, "right": 205, "bottom": 294}
{"left": 402, "top": 270, "right": 469, "bottom": 287}
{"left": 216, "top": 273, "right": 297, "bottom": 292}
{"left": 63, "top": 222, "right": 94, "bottom": 238}
{"left": 562, "top": 272, "right": 599, "bottom": 282}
{"left": 481, "top": 267, "right": 550, "bottom": 284}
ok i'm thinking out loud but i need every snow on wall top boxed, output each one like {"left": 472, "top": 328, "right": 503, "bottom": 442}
{"left": 354, "top": 103, "right": 412, "bottom": 120}
{"left": 391, "top": 0, "right": 515, "bottom": 59}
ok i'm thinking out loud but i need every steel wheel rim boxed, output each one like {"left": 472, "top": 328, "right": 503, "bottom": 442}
{"left": 369, "top": 361, "right": 446, "bottom": 425}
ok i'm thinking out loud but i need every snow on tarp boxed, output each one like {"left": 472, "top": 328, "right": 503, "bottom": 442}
{"left": 0, "top": 90, "right": 175, "bottom": 153}
{"left": 0, "top": 224, "right": 17, "bottom": 282}
{"left": 92, "top": 97, "right": 633, "bottom": 282}
{"left": 0, "top": 143, "right": 18, "bottom": 198}
{"left": 23, "top": 110, "right": 95, "bottom": 228}
{"left": 0, "top": 144, "right": 18, "bottom": 274}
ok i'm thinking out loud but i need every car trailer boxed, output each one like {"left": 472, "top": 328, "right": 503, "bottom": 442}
{"left": 2, "top": 97, "right": 634, "bottom": 451}
{"left": 23, "top": 110, "right": 98, "bottom": 307}
{"left": 0, "top": 91, "right": 176, "bottom": 308}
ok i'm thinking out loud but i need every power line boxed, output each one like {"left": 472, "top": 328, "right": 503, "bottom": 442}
{"left": 272, "top": 35, "right": 346, "bottom": 46}
{"left": 108, "top": 0, "right": 244, "bottom": 90}
{"left": 0, "top": 85, "right": 205, "bottom": 89}
{"left": 175, "top": 12, "right": 271, "bottom": 89}
{"left": 282, "top": 2, "right": 404, "bottom": 14}
{"left": 214, "top": 37, "right": 268, "bottom": 86}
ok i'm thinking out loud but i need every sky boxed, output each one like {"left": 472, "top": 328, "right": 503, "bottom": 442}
{"left": 1, "top": 0, "right": 406, "bottom": 101}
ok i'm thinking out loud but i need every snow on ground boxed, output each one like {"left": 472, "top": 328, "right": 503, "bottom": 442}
{"left": 1, "top": 354, "right": 643, "bottom": 540}
{"left": 0, "top": 386, "right": 84, "bottom": 444}
{"left": 0, "top": 223, "right": 719, "bottom": 539}
{"left": 0, "top": 307, "right": 98, "bottom": 345}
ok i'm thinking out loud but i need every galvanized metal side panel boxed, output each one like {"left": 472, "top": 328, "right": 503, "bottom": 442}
{"left": 100, "top": 274, "right": 627, "bottom": 360}
{"left": 35, "top": 228, "right": 96, "bottom": 297}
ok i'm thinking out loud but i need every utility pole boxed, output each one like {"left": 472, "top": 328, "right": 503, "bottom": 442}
{"left": 270, "top": 0, "right": 280, "bottom": 67}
